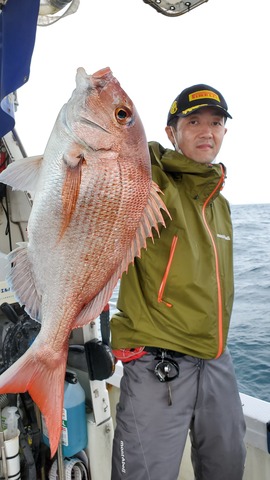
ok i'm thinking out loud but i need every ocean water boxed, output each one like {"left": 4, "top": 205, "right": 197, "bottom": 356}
{"left": 109, "top": 203, "right": 270, "bottom": 403}
{"left": 229, "top": 203, "right": 270, "bottom": 402}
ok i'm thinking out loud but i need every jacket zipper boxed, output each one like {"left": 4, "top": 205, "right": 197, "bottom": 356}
{"left": 202, "top": 164, "right": 225, "bottom": 358}
{"left": 157, "top": 235, "right": 178, "bottom": 307}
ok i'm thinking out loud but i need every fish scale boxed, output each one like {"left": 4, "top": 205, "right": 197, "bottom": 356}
{"left": 0, "top": 66, "right": 170, "bottom": 456}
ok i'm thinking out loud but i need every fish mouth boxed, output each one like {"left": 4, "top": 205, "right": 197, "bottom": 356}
{"left": 92, "top": 67, "right": 112, "bottom": 79}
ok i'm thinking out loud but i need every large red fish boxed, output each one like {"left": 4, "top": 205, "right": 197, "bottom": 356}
{"left": 0, "top": 67, "right": 169, "bottom": 456}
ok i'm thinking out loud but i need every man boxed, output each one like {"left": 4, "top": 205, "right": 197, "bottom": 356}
{"left": 110, "top": 84, "right": 246, "bottom": 480}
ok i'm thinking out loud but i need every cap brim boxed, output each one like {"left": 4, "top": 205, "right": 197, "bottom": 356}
{"left": 177, "top": 104, "right": 232, "bottom": 119}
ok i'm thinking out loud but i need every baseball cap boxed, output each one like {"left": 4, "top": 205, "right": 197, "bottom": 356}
{"left": 167, "top": 84, "right": 232, "bottom": 125}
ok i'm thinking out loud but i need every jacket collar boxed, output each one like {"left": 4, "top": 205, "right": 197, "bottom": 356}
{"left": 149, "top": 142, "right": 226, "bottom": 203}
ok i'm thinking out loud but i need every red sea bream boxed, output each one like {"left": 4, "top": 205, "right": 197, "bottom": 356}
{"left": 0, "top": 67, "right": 169, "bottom": 456}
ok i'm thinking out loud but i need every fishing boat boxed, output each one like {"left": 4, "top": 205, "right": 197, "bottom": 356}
{"left": 0, "top": 128, "right": 269, "bottom": 479}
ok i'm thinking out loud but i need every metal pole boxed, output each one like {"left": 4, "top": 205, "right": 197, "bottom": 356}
{"left": 57, "top": 442, "right": 65, "bottom": 480}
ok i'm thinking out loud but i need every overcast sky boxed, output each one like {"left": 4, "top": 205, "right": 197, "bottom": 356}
{"left": 15, "top": 0, "right": 270, "bottom": 205}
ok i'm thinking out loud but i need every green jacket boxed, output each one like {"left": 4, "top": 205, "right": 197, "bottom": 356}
{"left": 110, "top": 142, "right": 234, "bottom": 359}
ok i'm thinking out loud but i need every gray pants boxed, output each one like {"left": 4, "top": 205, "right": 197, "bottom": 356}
{"left": 111, "top": 348, "right": 246, "bottom": 480}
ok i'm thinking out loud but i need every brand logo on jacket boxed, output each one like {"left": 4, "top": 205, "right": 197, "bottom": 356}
{"left": 120, "top": 440, "right": 126, "bottom": 473}
{"left": 217, "top": 233, "right": 231, "bottom": 241}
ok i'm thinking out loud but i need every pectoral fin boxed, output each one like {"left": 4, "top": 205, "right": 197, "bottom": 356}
{"left": 59, "top": 154, "right": 86, "bottom": 239}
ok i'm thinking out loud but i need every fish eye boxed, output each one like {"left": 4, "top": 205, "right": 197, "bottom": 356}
{"left": 115, "top": 106, "right": 133, "bottom": 125}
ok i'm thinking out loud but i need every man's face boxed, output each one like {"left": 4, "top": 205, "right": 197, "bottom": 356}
{"left": 166, "top": 107, "right": 227, "bottom": 164}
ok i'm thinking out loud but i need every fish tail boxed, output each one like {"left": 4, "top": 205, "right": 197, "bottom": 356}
{"left": 0, "top": 347, "right": 66, "bottom": 458}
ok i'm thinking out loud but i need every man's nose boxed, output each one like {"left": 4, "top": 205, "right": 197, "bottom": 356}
{"left": 199, "top": 125, "right": 213, "bottom": 137}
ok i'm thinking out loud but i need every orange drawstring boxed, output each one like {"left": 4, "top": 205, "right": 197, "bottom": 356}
{"left": 202, "top": 164, "right": 225, "bottom": 358}
{"left": 157, "top": 235, "right": 178, "bottom": 307}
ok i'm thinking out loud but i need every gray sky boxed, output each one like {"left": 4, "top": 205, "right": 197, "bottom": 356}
{"left": 15, "top": 0, "right": 270, "bottom": 205}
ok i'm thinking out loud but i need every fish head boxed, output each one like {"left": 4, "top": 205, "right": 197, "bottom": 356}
{"left": 42, "top": 67, "right": 152, "bottom": 241}
{"left": 62, "top": 67, "right": 150, "bottom": 172}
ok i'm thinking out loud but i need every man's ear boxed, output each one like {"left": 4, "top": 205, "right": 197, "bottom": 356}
{"left": 165, "top": 125, "right": 175, "bottom": 146}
